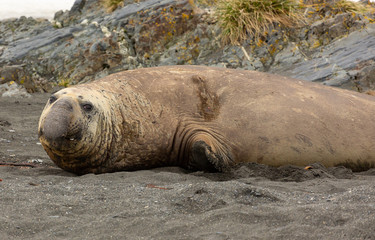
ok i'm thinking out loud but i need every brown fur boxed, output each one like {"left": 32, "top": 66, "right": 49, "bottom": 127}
{"left": 38, "top": 66, "right": 375, "bottom": 174}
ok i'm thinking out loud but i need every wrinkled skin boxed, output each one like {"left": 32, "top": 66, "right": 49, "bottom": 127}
{"left": 38, "top": 66, "right": 375, "bottom": 175}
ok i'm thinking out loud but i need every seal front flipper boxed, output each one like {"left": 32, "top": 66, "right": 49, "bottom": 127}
{"left": 171, "top": 120, "right": 235, "bottom": 172}
{"left": 187, "top": 137, "right": 234, "bottom": 172}
{"left": 189, "top": 140, "right": 218, "bottom": 172}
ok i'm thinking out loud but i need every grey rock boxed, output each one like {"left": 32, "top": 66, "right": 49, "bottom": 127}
{"left": 1, "top": 0, "right": 375, "bottom": 94}
{"left": 54, "top": 10, "right": 65, "bottom": 20}
{"left": 272, "top": 23, "right": 375, "bottom": 89}
{"left": 109, "top": 0, "right": 179, "bottom": 21}
{"left": 351, "top": 59, "right": 375, "bottom": 91}
{"left": 322, "top": 67, "right": 350, "bottom": 87}
{"left": 70, "top": 0, "right": 87, "bottom": 14}
{"left": 0, "top": 26, "right": 83, "bottom": 61}
{"left": 272, "top": 43, "right": 304, "bottom": 68}
{"left": 0, "top": 65, "right": 24, "bottom": 84}
{"left": 0, "top": 82, "right": 31, "bottom": 98}
{"left": 0, "top": 65, "right": 36, "bottom": 92}
{"left": 0, "top": 17, "right": 51, "bottom": 44}
{"left": 89, "top": 40, "right": 108, "bottom": 54}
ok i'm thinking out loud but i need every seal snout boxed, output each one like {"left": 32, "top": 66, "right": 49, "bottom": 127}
{"left": 40, "top": 98, "right": 78, "bottom": 150}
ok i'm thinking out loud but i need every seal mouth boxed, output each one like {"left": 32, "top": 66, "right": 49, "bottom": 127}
{"left": 40, "top": 141, "right": 94, "bottom": 175}
{"left": 39, "top": 130, "right": 82, "bottom": 153}
{"left": 39, "top": 97, "right": 84, "bottom": 153}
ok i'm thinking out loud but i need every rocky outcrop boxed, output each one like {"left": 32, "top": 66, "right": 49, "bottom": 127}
{"left": 1, "top": 0, "right": 375, "bottom": 94}
{"left": 271, "top": 23, "right": 375, "bottom": 90}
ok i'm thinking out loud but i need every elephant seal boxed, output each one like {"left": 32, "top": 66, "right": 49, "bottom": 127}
{"left": 38, "top": 65, "right": 375, "bottom": 174}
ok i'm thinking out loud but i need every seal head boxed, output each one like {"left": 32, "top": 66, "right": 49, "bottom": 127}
{"left": 38, "top": 88, "right": 111, "bottom": 174}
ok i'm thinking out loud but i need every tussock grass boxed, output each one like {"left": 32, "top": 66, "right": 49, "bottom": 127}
{"left": 195, "top": 0, "right": 218, "bottom": 6}
{"left": 304, "top": 0, "right": 371, "bottom": 15}
{"left": 217, "top": 0, "right": 304, "bottom": 45}
{"left": 101, "top": 0, "right": 124, "bottom": 12}
{"left": 303, "top": 0, "right": 375, "bottom": 23}
{"left": 333, "top": 0, "right": 367, "bottom": 14}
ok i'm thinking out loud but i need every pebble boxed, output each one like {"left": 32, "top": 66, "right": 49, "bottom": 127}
{"left": 28, "top": 159, "right": 44, "bottom": 163}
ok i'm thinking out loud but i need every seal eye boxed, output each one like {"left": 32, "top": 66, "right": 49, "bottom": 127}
{"left": 49, "top": 95, "right": 57, "bottom": 104}
{"left": 82, "top": 103, "right": 93, "bottom": 112}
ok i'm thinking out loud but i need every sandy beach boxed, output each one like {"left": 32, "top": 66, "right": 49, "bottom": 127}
{"left": 0, "top": 94, "right": 375, "bottom": 239}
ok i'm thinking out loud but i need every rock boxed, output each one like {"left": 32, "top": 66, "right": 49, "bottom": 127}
{"left": 0, "top": 17, "right": 51, "bottom": 45}
{"left": 0, "top": 0, "right": 375, "bottom": 93}
{"left": 271, "top": 23, "right": 375, "bottom": 90}
{"left": 0, "top": 65, "right": 35, "bottom": 92}
{"left": 351, "top": 59, "right": 375, "bottom": 92}
{"left": 70, "top": 0, "right": 87, "bottom": 14}
{"left": 0, "top": 65, "right": 24, "bottom": 84}
{"left": 322, "top": 66, "right": 351, "bottom": 87}
{"left": 131, "top": 0, "right": 198, "bottom": 58}
{"left": 272, "top": 43, "right": 304, "bottom": 67}
{"left": 0, "top": 26, "right": 83, "bottom": 61}
{"left": 108, "top": 0, "right": 177, "bottom": 21}
{"left": 0, "top": 82, "right": 31, "bottom": 98}
{"left": 307, "top": 13, "right": 364, "bottom": 44}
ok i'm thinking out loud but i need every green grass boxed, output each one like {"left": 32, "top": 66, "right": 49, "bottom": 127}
{"left": 216, "top": 0, "right": 303, "bottom": 45}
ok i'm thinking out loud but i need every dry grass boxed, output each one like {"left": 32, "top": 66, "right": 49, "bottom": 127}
{"left": 216, "top": 0, "right": 304, "bottom": 45}
{"left": 333, "top": 0, "right": 367, "bottom": 14}
{"left": 304, "top": 0, "right": 371, "bottom": 15}
{"left": 101, "top": 0, "right": 125, "bottom": 12}
{"left": 303, "top": 0, "right": 375, "bottom": 24}
{"left": 195, "top": 0, "right": 218, "bottom": 6}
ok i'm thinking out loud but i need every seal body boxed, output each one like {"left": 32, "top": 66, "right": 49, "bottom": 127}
{"left": 38, "top": 66, "right": 375, "bottom": 174}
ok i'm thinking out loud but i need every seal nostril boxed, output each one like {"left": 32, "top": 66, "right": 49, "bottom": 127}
{"left": 52, "top": 98, "right": 74, "bottom": 111}
{"left": 42, "top": 108, "right": 71, "bottom": 144}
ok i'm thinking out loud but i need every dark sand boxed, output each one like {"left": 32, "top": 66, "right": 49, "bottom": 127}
{"left": 1, "top": 94, "right": 375, "bottom": 239}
